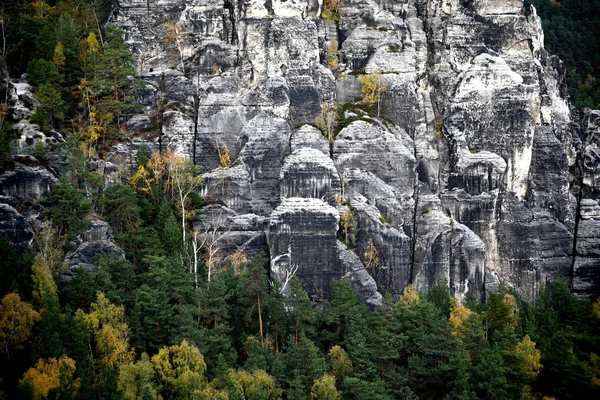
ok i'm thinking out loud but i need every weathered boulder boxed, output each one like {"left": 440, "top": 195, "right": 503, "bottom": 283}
{"left": 351, "top": 196, "right": 412, "bottom": 299}
{"left": 338, "top": 241, "right": 382, "bottom": 309}
{"left": 269, "top": 198, "right": 341, "bottom": 302}
{"left": 0, "top": 203, "right": 34, "bottom": 250}
{"left": 333, "top": 120, "right": 416, "bottom": 196}
{"left": 412, "top": 196, "right": 486, "bottom": 300}
{"left": 290, "top": 124, "right": 330, "bottom": 155}
{"left": 280, "top": 148, "right": 341, "bottom": 201}
{"left": 0, "top": 164, "right": 57, "bottom": 202}
{"left": 64, "top": 220, "right": 125, "bottom": 279}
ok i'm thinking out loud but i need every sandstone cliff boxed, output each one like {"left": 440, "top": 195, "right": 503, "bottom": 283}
{"left": 3, "top": 0, "right": 599, "bottom": 305}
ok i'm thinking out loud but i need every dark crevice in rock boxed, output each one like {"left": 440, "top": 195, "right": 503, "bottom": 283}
{"left": 571, "top": 176, "right": 583, "bottom": 289}
{"left": 193, "top": 94, "right": 200, "bottom": 164}
{"left": 224, "top": 0, "right": 238, "bottom": 45}
{"left": 410, "top": 132, "right": 419, "bottom": 286}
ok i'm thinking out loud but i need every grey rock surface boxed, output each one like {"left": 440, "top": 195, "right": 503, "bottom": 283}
{"left": 0, "top": 203, "right": 34, "bottom": 250}
{"left": 280, "top": 148, "right": 341, "bottom": 201}
{"left": 0, "top": 164, "right": 57, "bottom": 202}
{"left": 38, "top": 0, "right": 596, "bottom": 302}
{"left": 269, "top": 198, "right": 342, "bottom": 302}
{"left": 64, "top": 220, "right": 125, "bottom": 279}
{"left": 338, "top": 241, "right": 383, "bottom": 309}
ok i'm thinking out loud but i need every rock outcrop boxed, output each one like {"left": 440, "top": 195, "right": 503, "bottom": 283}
{"left": 64, "top": 220, "right": 125, "bottom": 279}
{"left": 25, "top": 0, "right": 596, "bottom": 303}
{"left": 0, "top": 203, "right": 34, "bottom": 250}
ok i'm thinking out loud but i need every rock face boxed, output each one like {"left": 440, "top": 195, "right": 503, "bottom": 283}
{"left": 87, "top": 0, "right": 600, "bottom": 302}
{"left": 64, "top": 220, "right": 125, "bottom": 279}
{"left": 0, "top": 164, "right": 57, "bottom": 202}
{"left": 269, "top": 198, "right": 342, "bottom": 302}
{"left": 0, "top": 203, "right": 34, "bottom": 250}
{"left": 280, "top": 148, "right": 341, "bottom": 201}
{"left": 0, "top": 161, "right": 57, "bottom": 254}
{"left": 572, "top": 110, "right": 600, "bottom": 297}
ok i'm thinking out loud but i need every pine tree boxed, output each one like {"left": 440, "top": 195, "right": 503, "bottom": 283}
{"left": 241, "top": 253, "right": 271, "bottom": 347}
{"left": 289, "top": 276, "right": 317, "bottom": 343}
{"left": 131, "top": 255, "right": 199, "bottom": 353}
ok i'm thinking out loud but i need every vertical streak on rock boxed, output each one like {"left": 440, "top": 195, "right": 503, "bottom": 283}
{"left": 410, "top": 118, "right": 420, "bottom": 286}
{"left": 571, "top": 115, "right": 585, "bottom": 289}
{"left": 193, "top": 93, "right": 199, "bottom": 164}
{"left": 571, "top": 174, "right": 583, "bottom": 289}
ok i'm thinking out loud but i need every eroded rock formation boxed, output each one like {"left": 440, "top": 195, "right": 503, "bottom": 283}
{"left": 100, "top": 0, "right": 600, "bottom": 304}
{"left": 2, "top": 0, "right": 599, "bottom": 305}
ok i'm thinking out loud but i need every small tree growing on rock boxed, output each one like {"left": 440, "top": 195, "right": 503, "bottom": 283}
{"left": 315, "top": 103, "right": 338, "bottom": 144}
{"left": 322, "top": 0, "right": 343, "bottom": 22}
{"left": 327, "top": 39, "right": 339, "bottom": 71}
{"left": 165, "top": 21, "right": 186, "bottom": 73}
{"left": 363, "top": 238, "right": 380, "bottom": 272}
{"left": 340, "top": 209, "right": 358, "bottom": 247}
{"left": 360, "top": 72, "right": 387, "bottom": 117}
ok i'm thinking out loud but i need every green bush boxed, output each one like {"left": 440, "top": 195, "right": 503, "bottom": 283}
{"left": 32, "top": 141, "right": 48, "bottom": 162}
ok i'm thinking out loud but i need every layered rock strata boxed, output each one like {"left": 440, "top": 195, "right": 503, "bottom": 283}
{"left": 0, "top": 0, "right": 595, "bottom": 303}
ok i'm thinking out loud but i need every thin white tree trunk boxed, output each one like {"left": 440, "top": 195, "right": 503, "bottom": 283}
{"left": 377, "top": 75, "right": 381, "bottom": 117}
{"left": 177, "top": 40, "right": 184, "bottom": 73}
{"left": 192, "top": 232, "right": 199, "bottom": 288}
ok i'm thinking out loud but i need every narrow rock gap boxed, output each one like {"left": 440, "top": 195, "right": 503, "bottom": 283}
{"left": 409, "top": 124, "right": 419, "bottom": 286}
{"left": 570, "top": 153, "right": 584, "bottom": 290}
{"left": 224, "top": 0, "right": 238, "bottom": 45}
{"left": 192, "top": 93, "right": 200, "bottom": 164}
{"left": 408, "top": 0, "right": 434, "bottom": 286}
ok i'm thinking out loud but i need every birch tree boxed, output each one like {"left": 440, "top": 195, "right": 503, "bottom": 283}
{"left": 164, "top": 151, "right": 203, "bottom": 245}
{"left": 0, "top": 293, "right": 40, "bottom": 360}
{"left": 196, "top": 212, "right": 229, "bottom": 285}
{"left": 360, "top": 72, "right": 387, "bottom": 117}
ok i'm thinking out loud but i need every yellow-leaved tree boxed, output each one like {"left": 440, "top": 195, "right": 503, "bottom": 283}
{"left": 584, "top": 352, "right": 600, "bottom": 386}
{"left": 131, "top": 150, "right": 203, "bottom": 244}
{"left": 515, "top": 335, "right": 542, "bottom": 380}
{"left": 315, "top": 103, "right": 338, "bottom": 143}
{"left": 20, "top": 356, "right": 80, "bottom": 400}
{"left": 311, "top": 374, "right": 341, "bottom": 400}
{"left": 322, "top": 0, "right": 343, "bottom": 22}
{"left": 593, "top": 297, "right": 600, "bottom": 320}
{"left": 77, "top": 292, "right": 135, "bottom": 369}
{"left": 52, "top": 42, "right": 66, "bottom": 74}
{"left": 449, "top": 300, "right": 472, "bottom": 339}
{"left": 118, "top": 353, "right": 159, "bottom": 400}
{"left": 33, "top": 222, "right": 67, "bottom": 278}
{"left": 340, "top": 209, "right": 357, "bottom": 246}
{"left": 0, "top": 293, "right": 40, "bottom": 360}
{"left": 31, "top": 222, "right": 66, "bottom": 306}
{"left": 327, "top": 39, "right": 339, "bottom": 70}
{"left": 228, "top": 369, "right": 283, "bottom": 400}
{"left": 218, "top": 143, "right": 231, "bottom": 168}
{"left": 399, "top": 285, "right": 420, "bottom": 306}
{"left": 328, "top": 345, "right": 353, "bottom": 384}
{"left": 360, "top": 72, "right": 387, "bottom": 116}
{"left": 363, "top": 238, "right": 380, "bottom": 272}
{"left": 165, "top": 21, "right": 186, "bottom": 73}
{"left": 151, "top": 339, "right": 207, "bottom": 398}
{"left": 129, "top": 164, "right": 153, "bottom": 195}
{"left": 31, "top": 255, "right": 58, "bottom": 307}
